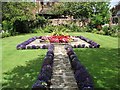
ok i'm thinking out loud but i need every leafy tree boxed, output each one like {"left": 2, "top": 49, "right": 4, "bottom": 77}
{"left": 89, "top": 2, "right": 110, "bottom": 29}
{"left": 2, "top": 2, "right": 35, "bottom": 34}
{"left": 50, "top": 2, "right": 65, "bottom": 15}
{"left": 50, "top": 2, "right": 110, "bottom": 29}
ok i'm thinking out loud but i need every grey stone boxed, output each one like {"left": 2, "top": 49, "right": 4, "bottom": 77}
{"left": 51, "top": 45, "right": 78, "bottom": 89}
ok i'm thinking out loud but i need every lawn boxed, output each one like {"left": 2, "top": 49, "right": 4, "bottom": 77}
{"left": 70, "top": 32, "right": 119, "bottom": 89}
{"left": 1, "top": 33, "right": 49, "bottom": 88}
{"left": 1, "top": 32, "right": 119, "bottom": 89}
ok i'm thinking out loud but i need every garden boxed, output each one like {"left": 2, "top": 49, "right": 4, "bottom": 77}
{"left": 1, "top": 32, "right": 119, "bottom": 89}
{"left": 1, "top": 1, "right": 120, "bottom": 90}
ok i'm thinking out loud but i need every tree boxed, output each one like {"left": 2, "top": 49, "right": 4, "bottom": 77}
{"left": 89, "top": 2, "right": 110, "bottom": 29}
{"left": 49, "top": 2, "right": 65, "bottom": 15}
{"left": 2, "top": 2, "right": 35, "bottom": 34}
{"left": 2, "top": 2, "right": 35, "bottom": 21}
{"left": 50, "top": 2, "right": 110, "bottom": 29}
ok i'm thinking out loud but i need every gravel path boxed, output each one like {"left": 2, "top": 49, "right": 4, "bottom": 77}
{"left": 50, "top": 45, "right": 78, "bottom": 90}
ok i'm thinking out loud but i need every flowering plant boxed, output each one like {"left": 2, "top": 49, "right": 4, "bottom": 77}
{"left": 48, "top": 35, "right": 71, "bottom": 43}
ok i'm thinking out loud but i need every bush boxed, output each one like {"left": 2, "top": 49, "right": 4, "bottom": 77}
{"left": 110, "top": 25, "right": 119, "bottom": 37}
{"left": 64, "top": 23, "right": 81, "bottom": 32}
{"left": 57, "top": 25, "right": 70, "bottom": 32}
{"left": 1, "top": 31, "right": 10, "bottom": 38}
{"left": 111, "top": 33, "right": 118, "bottom": 37}
{"left": 32, "top": 28, "right": 44, "bottom": 33}
{"left": 102, "top": 26, "right": 110, "bottom": 35}
{"left": 102, "top": 25, "right": 119, "bottom": 37}
{"left": 2, "top": 20, "right": 12, "bottom": 30}
{"left": 92, "top": 28, "right": 98, "bottom": 33}
{"left": 35, "top": 15, "right": 48, "bottom": 28}
{"left": 96, "top": 30, "right": 105, "bottom": 35}
{"left": 50, "top": 25, "right": 69, "bottom": 36}
{"left": 111, "top": 25, "right": 119, "bottom": 33}
{"left": 43, "top": 25, "right": 55, "bottom": 33}
{"left": 82, "top": 26, "right": 92, "bottom": 32}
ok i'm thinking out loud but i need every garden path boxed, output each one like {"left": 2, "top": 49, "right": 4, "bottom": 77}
{"left": 50, "top": 45, "right": 78, "bottom": 90}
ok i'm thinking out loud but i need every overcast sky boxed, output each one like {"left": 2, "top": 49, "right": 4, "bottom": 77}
{"left": 110, "top": 0, "right": 119, "bottom": 8}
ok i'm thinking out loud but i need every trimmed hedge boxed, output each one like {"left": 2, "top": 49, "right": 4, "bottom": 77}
{"left": 65, "top": 45, "right": 94, "bottom": 90}
{"left": 32, "top": 44, "right": 54, "bottom": 89}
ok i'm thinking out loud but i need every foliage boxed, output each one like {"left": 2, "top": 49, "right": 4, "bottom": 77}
{"left": 51, "top": 25, "right": 69, "bottom": 36}
{"left": 65, "top": 22, "right": 80, "bottom": 32}
{"left": 50, "top": 2, "right": 65, "bottom": 15}
{"left": 50, "top": 2, "right": 92, "bottom": 19}
{"left": 89, "top": 2, "right": 110, "bottom": 29}
{"left": 42, "top": 25, "right": 55, "bottom": 33}
{"left": 102, "top": 26, "right": 110, "bottom": 35}
{"left": 2, "top": 20, "right": 12, "bottom": 31}
{"left": 2, "top": 2, "right": 35, "bottom": 21}
{"left": 35, "top": 15, "right": 48, "bottom": 28}
{"left": 102, "top": 25, "right": 119, "bottom": 37}
{"left": 1, "top": 31, "right": 11, "bottom": 38}
{"left": 2, "top": 2, "right": 49, "bottom": 36}
{"left": 32, "top": 28, "right": 44, "bottom": 33}
{"left": 51, "top": 2, "right": 110, "bottom": 19}
{"left": 51, "top": 2, "right": 110, "bottom": 30}
{"left": 110, "top": 25, "right": 119, "bottom": 37}
{"left": 91, "top": 28, "right": 98, "bottom": 34}
{"left": 69, "top": 2, "right": 92, "bottom": 19}
{"left": 96, "top": 30, "right": 106, "bottom": 35}
{"left": 2, "top": 2, "right": 35, "bottom": 35}
{"left": 41, "top": 25, "right": 70, "bottom": 35}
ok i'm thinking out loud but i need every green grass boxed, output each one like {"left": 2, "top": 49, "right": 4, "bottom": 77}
{"left": 1, "top": 33, "right": 49, "bottom": 88}
{"left": 1, "top": 32, "right": 119, "bottom": 89}
{"left": 71, "top": 32, "right": 119, "bottom": 89}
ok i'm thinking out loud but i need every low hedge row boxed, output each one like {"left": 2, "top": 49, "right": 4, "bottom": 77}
{"left": 16, "top": 35, "right": 100, "bottom": 50}
{"left": 32, "top": 44, "right": 54, "bottom": 89}
{"left": 65, "top": 45, "right": 94, "bottom": 90}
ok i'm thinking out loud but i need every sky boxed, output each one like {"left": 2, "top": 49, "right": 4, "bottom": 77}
{"left": 110, "top": 0, "right": 119, "bottom": 8}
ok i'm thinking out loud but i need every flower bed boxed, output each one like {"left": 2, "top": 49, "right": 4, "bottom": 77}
{"left": 48, "top": 35, "right": 71, "bottom": 43}
{"left": 32, "top": 44, "right": 54, "bottom": 89}
{"left": 16, "top": 37, "right": 36, "bottom": 49}
{"left": 65, "top": 45, "right": 94, "bottom": 89}
{"left": 16, "top": 35, "right": 100, "bottom": 50}
{"left": 16, "top": 36, "right": 48, "bottom": 50}
{"left": 78, "top": 36, "right": 100, "bottom": 48}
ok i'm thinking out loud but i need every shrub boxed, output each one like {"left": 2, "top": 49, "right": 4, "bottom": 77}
{"left": 111, "top": 25, "right": 119, "bottom": 33}
{"left": 92, "top": 28, "right": 98, "bottom": 33}
{"left": 35, "top": 15, "right": 48, "bottom": 28}
{"left": 1, "top": 31, "right": 11, "bottom": 38}
{"left": 102, "top": 26, "right": 110, "bottom": 35}
{"left": 43, "top": 25, "right": 55, "bottom": 33}
{"left": 77, "top": 27, "right": 86, "bottom": 32}
{"left": 96, "top": 30, "right": 105, "bottom": 35}
{"left": 32, "top": 28, "right": 44, "bottom": 33}
{"left": 2, "top": 20, "right": 13, "bottom": 31}
{"left": 102, "top": 25, "right": 119, "bottom": 37}
{"left": 65, "top": 23, "right": 81, "bottom": 32}
{"left": 111, "top": 33, "right": 118, "bottom": 37}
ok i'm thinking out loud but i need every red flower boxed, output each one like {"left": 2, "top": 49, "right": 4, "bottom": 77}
{"left": 48, "top": 35, "right": 70, "bottom": 43}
